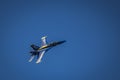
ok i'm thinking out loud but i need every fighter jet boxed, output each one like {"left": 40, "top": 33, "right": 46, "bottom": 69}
{"left": 29, "top": 36, "right": 66, "bottom": 64}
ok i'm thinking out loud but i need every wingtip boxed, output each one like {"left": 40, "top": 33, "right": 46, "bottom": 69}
{"left": 36, "top": 59, "right": 42, "bottom": 64}
{"left": 28, "top": 60, "right": 32, "bottom": 62}
{"left": 41, "top": 36, "right": 47, "bottom": 39}
{"left": 36, "top": 60, "right": 42, "bottom": 64}
{"left": 60, "top": 40, "right": 66, "bottom": 42}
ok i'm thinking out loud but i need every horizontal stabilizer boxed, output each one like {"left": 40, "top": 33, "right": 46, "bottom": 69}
{"left": 31, "top": 44, "right": 40, "bottom": 50}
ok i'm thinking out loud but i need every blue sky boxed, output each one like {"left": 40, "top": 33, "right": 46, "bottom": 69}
{"left": 0, "top": 0, "right": 120, "bottom": 80}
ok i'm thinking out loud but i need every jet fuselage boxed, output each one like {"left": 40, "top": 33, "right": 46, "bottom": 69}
{"left": 38, "top": 40, "right": 66, "bottom": 51}
{"left": 29, "top": 36, "right": 66, "bottom": 63}
{"left": 30, "top": 40, "right": 66, "bottom": 55}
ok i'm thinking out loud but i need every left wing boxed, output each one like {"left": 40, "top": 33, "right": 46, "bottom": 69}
{"left": 36, "top": 50, "right": 46, "bottom": 63}
{"left": 29, "top": 55, "right": 35, "bottom": 62}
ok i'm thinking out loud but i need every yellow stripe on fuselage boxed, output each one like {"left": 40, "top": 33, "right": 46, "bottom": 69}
{"left": 41, "top": 45, "right": 48, "bottom": 48}
{"left": 38, "top": 45, "right": 48, "bottom": 50}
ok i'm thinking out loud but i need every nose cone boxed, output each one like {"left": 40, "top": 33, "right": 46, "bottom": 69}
{"left": 59, "top": 40, "right": 66, "bottom": 44}
{"left": 55, "top": 40, "right": 66, "bottom": 45}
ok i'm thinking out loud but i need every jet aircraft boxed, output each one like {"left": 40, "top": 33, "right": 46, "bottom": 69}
{"left": 29, "top": 36, "right": 66, "bottom": 63}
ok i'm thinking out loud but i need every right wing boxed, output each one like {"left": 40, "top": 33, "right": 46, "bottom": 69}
{"left": 36, "top": 50, "right": 46, "bottom": 64}
{"left": 41, "top": 36, "right": 47, "bottom": 46}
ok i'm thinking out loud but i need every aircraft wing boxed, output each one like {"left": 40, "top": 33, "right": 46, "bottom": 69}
{"left": 28, "top": 55, "right": 35, "bottom": 62}
{"left": 36, "top": 50, "right": 46, "bottom": 63}
{"left": 41, "top": 36, "right": 47, "bottom": 46}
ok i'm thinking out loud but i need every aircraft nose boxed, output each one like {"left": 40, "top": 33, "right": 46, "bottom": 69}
{"left": 62, "top": 40, "right": 66, "bottom": 43}
{"left": 59, "top": 40, "right": 66, "bottom": 44}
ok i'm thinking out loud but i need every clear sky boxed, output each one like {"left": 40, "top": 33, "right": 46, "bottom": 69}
{"left": 0, "top": 0, "right": 120, "bottom": 80}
